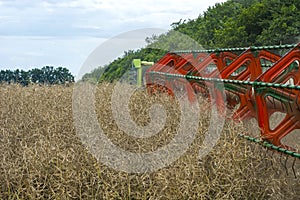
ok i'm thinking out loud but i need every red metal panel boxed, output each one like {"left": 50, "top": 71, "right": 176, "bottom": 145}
{"left": 255, "top": 45, "right": 300, "bottom": 150}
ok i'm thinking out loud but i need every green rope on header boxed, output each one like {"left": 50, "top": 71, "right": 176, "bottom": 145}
{"left": 170, "top": 44, "right": 297, "bottom": 54}
{"left": 238, "top": 134, "right": 300, "bottom": 159}
{"left": 148, "top": 71, "right": 300, "bottom": 90}
{"left": 147, "top": 70, "right": 300, "bottom": 157}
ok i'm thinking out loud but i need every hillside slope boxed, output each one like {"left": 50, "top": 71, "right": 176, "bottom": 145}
{"left": 83, "top": 0, "right": 300, "bottom": 82}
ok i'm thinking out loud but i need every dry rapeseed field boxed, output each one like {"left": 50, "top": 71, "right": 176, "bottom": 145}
{"left": 0, "top": 83, "right": 299, "bottom": 199}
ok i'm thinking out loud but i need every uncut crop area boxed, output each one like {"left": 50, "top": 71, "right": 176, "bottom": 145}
{"left": 0, "top": 83, "right": 299, "bottom": 199}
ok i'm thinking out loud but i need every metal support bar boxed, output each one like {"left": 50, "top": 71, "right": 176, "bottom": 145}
{"left": 133, "top": 59, "right": 154, "bottom": 87}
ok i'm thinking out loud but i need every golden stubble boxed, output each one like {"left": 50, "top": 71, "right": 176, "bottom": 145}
{"left": 0, "top": 83, "right": 299, "bottom": 199}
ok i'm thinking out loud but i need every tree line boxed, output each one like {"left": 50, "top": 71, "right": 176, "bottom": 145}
{"left": 82, "top": 0, "right": 300, "bottom": 82}
{"left": 171, "top": 0, "right": 300, "bottom": 48}
{"left": 0, "top": 66, "right": 74, "bottom": 86}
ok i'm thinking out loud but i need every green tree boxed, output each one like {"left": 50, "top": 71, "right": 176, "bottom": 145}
{"left": 82, "top": 0, "right": 300, "bottom": 82}
{"left": 0, "top": 67, "right": 74, "bottom": 85}
{"left": 257, "top": 1, "right": 300, "bottom": 44}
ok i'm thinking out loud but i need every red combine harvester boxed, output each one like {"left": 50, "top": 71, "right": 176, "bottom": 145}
{"left": 145, "top": 44, "right": 300, "bottom": 169}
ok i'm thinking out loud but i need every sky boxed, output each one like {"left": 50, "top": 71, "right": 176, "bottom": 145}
{"left": 0, "top": 0, "right": 226, "bottom": 78}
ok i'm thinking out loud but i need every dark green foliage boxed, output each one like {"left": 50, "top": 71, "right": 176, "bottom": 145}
{"left": 174, "top": 0, "right": 300, "bottom": 47}
{"left": 99, "top": 49, "right": 166, "bottom": 82}
{"left": 81, "top": 66, "right": 107, "bottom": 84}
{"left": 0, "top": 66, "right": 74, "bottom": 86}
{"left": 84, "top": 0, "right": 300, "bottom": 81}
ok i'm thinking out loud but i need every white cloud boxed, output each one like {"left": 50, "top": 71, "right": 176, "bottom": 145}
{"left": 73, "top": 24, "right": 102, "bottom": 30}
{"left": 0, "top": 15, "right": 9, "bottom": 19}
{"left": 39, "top": 0, "right": 109, "bottom": 12}
{"left": 0, "top": 0, "right": 227, "bottom": 75}
{"left": 0, "top": 0, "right": 226, "bottom": 37}
{"left": 0, "top": 35, "right": 106, "bottom": 75}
